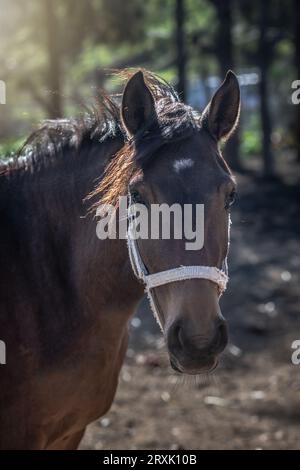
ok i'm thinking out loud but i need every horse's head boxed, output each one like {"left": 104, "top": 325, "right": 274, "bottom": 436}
{"left": 121, "top": 71, "right": 240, "bottom": 375}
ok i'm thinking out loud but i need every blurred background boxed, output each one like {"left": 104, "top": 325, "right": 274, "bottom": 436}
{"left": 1, "top": 0, "right": 300, "bottom": 450}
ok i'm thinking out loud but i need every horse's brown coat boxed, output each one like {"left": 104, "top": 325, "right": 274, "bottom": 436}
{"left": 0, "top": 70, "right": 239, "bottom": 449}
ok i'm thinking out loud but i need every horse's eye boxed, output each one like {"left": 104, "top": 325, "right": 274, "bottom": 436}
{"left": 131, "top": 190, "right": 144, "bottom": 205}
{"left": 225, "top": 189, "right": 236, "bottom": 209}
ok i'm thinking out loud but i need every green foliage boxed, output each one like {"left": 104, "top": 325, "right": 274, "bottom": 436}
{"left": 0, "top": 137, "right": 25, "bottom": 157}
{"left": 240, "top": 114, "right": 262, "bottom": 157}
{"left": 0, "top": 0, "right": 298, "bottom": 170}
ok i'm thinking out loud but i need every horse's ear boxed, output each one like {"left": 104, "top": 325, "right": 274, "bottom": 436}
{"left": 202, "top": 70, "right": 240, "bottom": 142}
{"left": 121, "top": 71, "right": 156, "bottom": 137}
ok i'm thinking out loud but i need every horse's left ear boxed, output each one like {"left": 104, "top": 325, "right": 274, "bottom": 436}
{"left": 202, "top": 70, "right": 240, "bottom": 142}
{"left": 121, "top": 71, "right": 156, "bottom": 137}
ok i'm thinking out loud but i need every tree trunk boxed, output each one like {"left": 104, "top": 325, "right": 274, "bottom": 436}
{"left": 294, "top": 0, "right": 300, "bottom": 161}
{"left": 212, "top": 0, "right": 241, "bottom": 171}
{"left": 45, "top": 0, "right": 63, "bottom": 119}
{"left": 258, "top": 0, "right": 275, "bottom": 178}
{"left": 175, "top": 0, "right": 187, "bottom": 101}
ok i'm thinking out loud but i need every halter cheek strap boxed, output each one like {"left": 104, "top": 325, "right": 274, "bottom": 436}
{"left": 127, "top": 207, "right": 229, "bottom": 330}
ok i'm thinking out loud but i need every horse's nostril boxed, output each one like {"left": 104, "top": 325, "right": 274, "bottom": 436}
{"left": 168, "top": 322, "right": 184, "bottom": 352}
{"left": 214, "top": 320, "right": 228, "bottom": 353}
{"left": 177, "top": 326, "right": 185, "bottom": 349}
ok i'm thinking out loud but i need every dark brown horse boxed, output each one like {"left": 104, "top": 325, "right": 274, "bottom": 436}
{"left": 0, "top": 70, "right": 240, "bottom": 449}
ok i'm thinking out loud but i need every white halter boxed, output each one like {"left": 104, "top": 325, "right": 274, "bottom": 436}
{"left": 127, "top": 200, "right": 229, "bottom": 329}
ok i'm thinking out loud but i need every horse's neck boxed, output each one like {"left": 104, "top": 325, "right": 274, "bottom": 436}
{"left": 67, "top": 143, "right": 144, "bottom": 321}
{"left": 2, "top": 137, "right": 143, "bottom": 324}
{"left": 74, "top": 222, "right": 144, "bottom": 319}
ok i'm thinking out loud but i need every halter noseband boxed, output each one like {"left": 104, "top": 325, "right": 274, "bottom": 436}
{"left": 127, "top": 199, "right": 229, "bottom": 329}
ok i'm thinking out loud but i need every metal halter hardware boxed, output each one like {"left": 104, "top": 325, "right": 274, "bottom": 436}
{"left": 126, "top": 197, "right": 229, "bottom": 329}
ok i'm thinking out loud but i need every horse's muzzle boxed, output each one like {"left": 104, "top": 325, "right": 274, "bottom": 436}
{"left": 167, "top": 318, "right": 228, "bottom": 374}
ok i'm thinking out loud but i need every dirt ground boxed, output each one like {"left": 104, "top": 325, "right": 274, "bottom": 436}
{"left": 80, "top": 154, "right": 300, "bottom": 450}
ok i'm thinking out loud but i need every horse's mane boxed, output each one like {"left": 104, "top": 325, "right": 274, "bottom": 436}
{"left": 1, "top": 69, "right": 201, "bottom": 205}
{"left": 0, "top": 91, "right": 122, "bottom": 178}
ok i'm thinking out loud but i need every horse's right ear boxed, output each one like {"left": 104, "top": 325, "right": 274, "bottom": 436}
{"left": 121, "top": 71, "right": 156, "bottom": 137}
